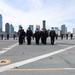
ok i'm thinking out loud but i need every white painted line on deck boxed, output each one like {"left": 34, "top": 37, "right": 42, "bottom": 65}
{"left": 0, "top": 43, "right": 18, "bottom": 55}
{"left": 64, "top": 68, "right": 75, "bottom": 70}
{"left": 0, "top": 45, "right": 75, "bottom": 72}
{"left": 10, "top": 68, "right": 75, "bottom": 71}
{"left": 0, "top": 50, "right": 6, "bottom": 54}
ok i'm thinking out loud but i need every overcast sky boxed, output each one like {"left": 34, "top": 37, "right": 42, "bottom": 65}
{"left": 0, "top": 0, "right": 75, "bottom": 32}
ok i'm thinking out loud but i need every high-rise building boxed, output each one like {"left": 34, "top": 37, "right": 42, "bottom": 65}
{"left": 0, "top": 14, "right": 2, "bottom": 32}
{"left": 36, "top": 25, "right": 40, "bottom": 30}
{"left": 73, "top": 28, "right": 75, "bottom": 36}
{"left": 65, "top": 27, "right": 67, "bottom": 34}
{"left": 9, "top": 24, "right": 14, "bottom": 34}
{"left": 43, "top": 20, "right": 46, "bottom": 29}
{"left": 61, "top": 25, "right": 67, "bottom": 36}
{"left": 73, "top": 28, "right": 75, "bottom": 34}
{"left": 29, "top": 25, "right": 34, "bottom": 32}
{"left": 5, "top": 23, "right": 10, "bottom": 33}
{"left": 55, "top": 27, "right": 59, "bottom": 34}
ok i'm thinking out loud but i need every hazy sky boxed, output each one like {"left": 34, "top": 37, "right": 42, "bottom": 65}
{"left": 0, "top": 0, "right": 75, "bottom": 32}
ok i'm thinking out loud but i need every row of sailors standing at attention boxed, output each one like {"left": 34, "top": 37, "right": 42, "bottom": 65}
{"left": 18, "top": 27, "right": 56, "bottom": 45}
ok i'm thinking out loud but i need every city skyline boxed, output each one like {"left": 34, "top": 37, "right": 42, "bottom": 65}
{"left": 0, "top": 0, "right": 75, "bottom": 32}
